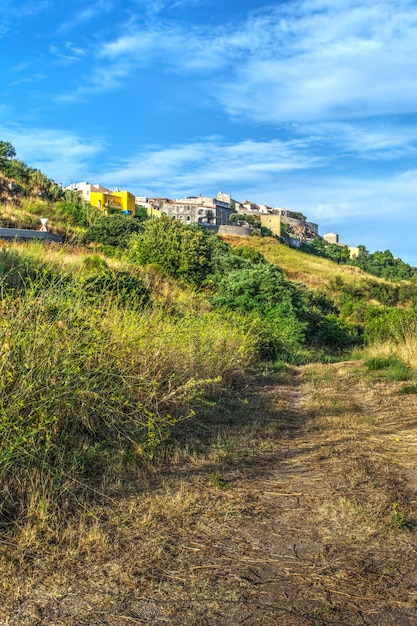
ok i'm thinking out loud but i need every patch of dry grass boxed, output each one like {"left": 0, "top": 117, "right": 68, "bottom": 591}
{"left": 2, "top": 361, "right": 417, "bottom": 624}
{"left": 219, "top": 234, "right": 382, "bottom": 289}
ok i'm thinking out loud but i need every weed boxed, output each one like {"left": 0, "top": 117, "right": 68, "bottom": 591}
{"left": 211, "top": 432, "right": 240, "bottom": 464}
{"left": 390, "top": 502, "right": 412, "bottom": 531}
{"left": 398, "top": 384, "right": 417, "bottom": 394}
{"left": 210, "top": 471, "right": 233, "bottom": 489}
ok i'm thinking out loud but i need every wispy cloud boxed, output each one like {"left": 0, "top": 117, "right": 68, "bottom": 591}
{"left": 49, "top": 42, "right": 88, "bottom": 65}
{"left": 215, "top": 0, "right": 417, "bottom": 123}
{"left": 129, "top": 0, "right": 208, "bottom": 17}
{"left": 96, "top": 136, "right": 325, "bottom": 197}
{"left": 0, "top": 0, "right": 52, "bottom": 38}
{"left": 56, "top": 0, "right": 114, "bottom": 34}
{"left": 0, "top": 125, "right": 105, "bottom": 183}
{"left": 56, "top": 0, "right": 417, "bottom": 123}
{"left": 292, "top": 121, "right": 417, "bottom": 161}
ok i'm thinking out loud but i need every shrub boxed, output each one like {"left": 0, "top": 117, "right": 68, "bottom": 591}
{"left": 232, "top": 245, "right": 266, "bottom": 265}
{"left": 128, "top": 217, "right": 212, "bottom": 287}
{"left": 78, "top": 269, "right": 150, "bottom": 310}
{"left": 212, "top": 264, "right": 309, "bottom": 359}
{"left": 85, "top": 214, "right": 143, "bottom": 248}
{"left": 364, "top": 307, "right": 417, "bottom": 344}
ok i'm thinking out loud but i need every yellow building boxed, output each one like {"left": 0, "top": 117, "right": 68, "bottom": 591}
{"left": 90, "top": 189, "right": 136, "bottom": 215}
{"left": 145, "top": 206, "right": 162, "bottom": 218}
{"left": 260, "top": 214, "right": 281, "bottom": 236}
{"left": 112, "top": 190, "right": 136, "bottom": 215}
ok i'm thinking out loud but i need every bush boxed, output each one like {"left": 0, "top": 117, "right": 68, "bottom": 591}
{"left": 212, "top": 264, "right": 309, "bottom": 360}
{"left": 128, "top": 217, "right": 213, "bottom": 287}
{"left": 78, "top": 269, "right": 150, "bottom": 310}
{"left": 86, "top": 214, "right": 143, "bottom": 248}
{"left": 364, "top": 307, "right": 417, "bottom": 344}
{"left": 232, "top": 245, "right": 266, "bottom": 265}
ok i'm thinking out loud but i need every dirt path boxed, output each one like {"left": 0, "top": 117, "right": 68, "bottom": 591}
{"left": 2, "top": 363, "right": 417, "bottom": 625}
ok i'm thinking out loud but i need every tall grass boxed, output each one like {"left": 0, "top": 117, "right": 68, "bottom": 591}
{"left": 363, "top": 308, "right": 417, "bottom": 368}
{"left": 0, "top": 248, "right": 255, "bottom": 524}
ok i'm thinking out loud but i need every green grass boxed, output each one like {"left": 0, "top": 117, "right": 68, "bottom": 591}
{"left": 365, "top": 355, "right": 413, "bottom": 381}
{"left": 0, "top": 244, "right": 256, "bottom": 525}
{"left": 397, "top": 383, "right": 417, "bottom": 395}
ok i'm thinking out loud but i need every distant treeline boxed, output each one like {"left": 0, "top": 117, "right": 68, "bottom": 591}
{"left": 299, "top": 237, "right": 416, "bottom": 281}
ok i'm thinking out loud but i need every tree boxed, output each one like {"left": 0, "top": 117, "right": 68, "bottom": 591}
{"left": 128, "top": 216, "right": 212, "bottom": 287}
{"left": 0, "top": 141, "right": 16, "bottom": 166}
{"left": 86, "top": 214, "right": 142, "bottom": 248}
{"left": 354, "top": 247, "right": 416, "bottom": 280}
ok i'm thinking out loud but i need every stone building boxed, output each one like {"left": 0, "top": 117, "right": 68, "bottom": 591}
{"left": 162, "top": 194, "right": 233, "bottom": 226}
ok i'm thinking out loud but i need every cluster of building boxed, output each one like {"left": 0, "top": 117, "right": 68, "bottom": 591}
{"left": 65, "top": 182, "right": 136, "bottom": 215}
{"left": 66, "top": 182, "right": 358, "bottom": 256}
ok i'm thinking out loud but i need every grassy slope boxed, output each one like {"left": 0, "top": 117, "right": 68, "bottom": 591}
{"left": 220, "top": 234, "right": 391, "bottom": 289}
{"left": 0, "top": 182, "right": 87, "bottom": 239}
{"left": 1, "top": 216, "right": 417, "bottom": 622}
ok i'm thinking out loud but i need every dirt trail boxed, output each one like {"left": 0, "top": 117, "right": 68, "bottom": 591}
{"left": 2, "top": 363, "right": 417, "bottom": 625}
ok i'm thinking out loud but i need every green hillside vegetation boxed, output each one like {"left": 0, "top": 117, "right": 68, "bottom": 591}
{"left": 0, "top": 141, "right": 102, "bottom": 239}
{"left": 302, "top": 237, "right": 416, "bottom": 280}
{"left": 1, "top": 144, "right": 417, "bottom": 534}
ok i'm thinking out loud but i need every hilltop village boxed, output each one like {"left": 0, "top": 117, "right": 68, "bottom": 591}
{"left": 66, "top": 182, "right": 360, "bottom": 259}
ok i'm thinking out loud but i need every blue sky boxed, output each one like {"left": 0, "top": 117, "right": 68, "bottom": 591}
{"left": 1, "top": 0, "right": 417, "bottom": 264}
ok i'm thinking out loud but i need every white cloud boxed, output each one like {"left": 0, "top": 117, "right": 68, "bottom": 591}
{"left": 56, "top": 0, "right": 417, "bottom": 123}
{"left": 0, "top": 125, "right": 105, "bottom": 183}
{"left": 291, "top": 121, "right": 417, "bottom": 161}
{"left": 95, "top": 137, "right": 324, "bottom": 196}
{"left": 215, "top": 0, "right": 417, "bottom": 123}
{"left": 56, "top": 0, "right": 114, "bottom": 34}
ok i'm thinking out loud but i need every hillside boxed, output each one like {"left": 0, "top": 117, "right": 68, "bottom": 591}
{"left": 220, "top": 234, "right": 409, "bottom": 289}
{"left": 1, "top": 150, "right": 417, "bottom": 624}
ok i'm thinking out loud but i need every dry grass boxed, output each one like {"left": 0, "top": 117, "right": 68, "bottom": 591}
{"left": 219, "top": 234, "right": 380, "bottom": 289}
{"left": 2, "top": 360, "right": 417, "bottom": 624}
{"left": 361, "top": 337, "right": 417, "bottom": 370}
{"left": 1, "top": 240, "right": 417, "bottom": 624}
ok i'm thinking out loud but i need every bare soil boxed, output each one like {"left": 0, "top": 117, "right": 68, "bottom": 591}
{"left": 1, "top": 361, "right": 417, "bottom": 625}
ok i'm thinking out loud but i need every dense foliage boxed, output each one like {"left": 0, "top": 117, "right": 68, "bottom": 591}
{"left": 299, "top": 238, "right": 416, "bottom": 280}
{"left": 212, "top": 264, "right": 357, "bottom": 359}
{"left": 86, "top": 213, "right": 143, "bottom": 248}
{"left": 354, "top": 247, "right": 416, "bottom": 280}
{"left": 128, "top": 216, "right": 213, "bottom": 286}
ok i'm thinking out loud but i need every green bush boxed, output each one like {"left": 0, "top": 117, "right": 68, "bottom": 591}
{"left": 128, "top": 217, "right": 213, "bottom": 287}
{"left": 78, "top": 269, "right": 150, "bottom": 310}
{"left": 212, "top": 264, "right": 309, "bottom": 359}
{"left": 364, "top": 307, "right": 417, "bottom": 344}
{"left": 86, "top": 214, "right": 143, "bottom": 248}
{"left": 232, "top": 245, "right": 266, "bottom": 265}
